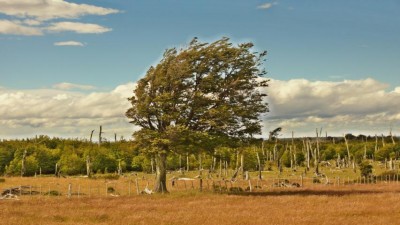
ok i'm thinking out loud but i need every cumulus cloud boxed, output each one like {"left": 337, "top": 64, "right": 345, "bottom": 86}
{"left": 0, "top": 78, "right": 399, "bottom": 139}
{"left": 52, "top": 82, "right": 95, "bottom": 90}
{"left": 263, "top": 78, "right": 400, "bottom": 136}
{"left": 0, "top": 82, "right": 136, "bottom": 139}
{"left": 0, "top": 0, "right": 119, "bottom": 39}
{"left": 0, "top": 19, "right": 43, "bottom": 35}
{"left": 46, "top": 22, "right": 111, "bottom": 34}
{"left": 0, "top": 0, "right": 119, "bottom": 21}
{"left": 54, "top": 41, "right": 84, "bottom": 47}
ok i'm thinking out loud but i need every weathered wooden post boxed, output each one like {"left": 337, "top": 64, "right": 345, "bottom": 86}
{"left": 98, "top": 125, "right": 103, "bottom": 147}
{"left": 248, "top": 179, "right": 253, "bottom": 192}
{"left": 68, "top": 183, "right": 72, "bottom": 198}
{"left": 187, "top": 153, "right": 190, "bottom": 172}
{"left": 300, "top": 175, "right": 303, "bottom": 187}
{"left": 129, "top": 180, "right": 131, "bottom": 196}
{"left": 135, "top": 176, "right": 140, "bottom": 195}
{"left": 21, "top": 149, "right": 27, "bottom": 177}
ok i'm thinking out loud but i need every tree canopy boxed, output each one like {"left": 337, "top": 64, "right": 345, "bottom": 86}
{"left": 126, "top": 37, "right": 269, "bottom": 192}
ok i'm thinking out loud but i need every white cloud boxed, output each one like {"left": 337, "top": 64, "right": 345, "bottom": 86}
{"left": 0, "top": 0, "right": 118, "bottom": 39}
{"left": 53, "top": 82, "right": 95, "bottom": 90}
{"left": 0, "top": 19, "right": 43, "bottom": 35}
{"left": 0, "top": 0, "right": 119, "bottom": 21}
{"left": 258, "top": 2, "right": 277, "bottom": 10}
{"left": 46, "top": 22, "right": 111, "bottom": 34}
{"left": 263, "top": 78, "right": 400, "bottom": 137}
{"left": 0, "top": 78, "right": 399, "bottom": 139}
{"left": 54, "top": 41, "right": 84, "bottom": 47}
{"left": 0, "top": 82, "right": 136, "bottom": 139}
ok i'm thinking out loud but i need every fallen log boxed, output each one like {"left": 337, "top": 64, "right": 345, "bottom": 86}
{"left": 1, "top": 186, "right": 40, "bottom": 196}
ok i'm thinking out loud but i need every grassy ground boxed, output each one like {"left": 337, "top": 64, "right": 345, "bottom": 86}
{"left": 1, "top": 185, "right": 400, "bottom": 225}
{"left": 1, "top": 163, "right": 399, "bottom": 225}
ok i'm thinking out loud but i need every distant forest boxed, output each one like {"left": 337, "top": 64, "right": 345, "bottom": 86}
{"left": 0, "top": 133, "right": 399, "bottom": 177}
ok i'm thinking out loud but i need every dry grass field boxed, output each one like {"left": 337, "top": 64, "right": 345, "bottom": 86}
{"left": 1, "top": 175, "right": 400, "bottom": 225}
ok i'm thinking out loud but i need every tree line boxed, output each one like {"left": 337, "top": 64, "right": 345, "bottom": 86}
{"left": 0, "top": 133, "right": 398, "bottom": 177}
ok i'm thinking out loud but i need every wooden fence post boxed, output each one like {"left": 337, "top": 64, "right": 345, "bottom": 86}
{"left": 135, "top": 177, "right": 140, "bottom": 195}
{"left": 300, "top": 175, "right": 303, "bottom": 187}
{"left": 129, "top": 180, "right": 131, "bottom": 196}
{"left": 68, "top": 183, "right": 72, "bottom": 198}
{"left": 248, "top": 179, "right": 252, "bottom": 192}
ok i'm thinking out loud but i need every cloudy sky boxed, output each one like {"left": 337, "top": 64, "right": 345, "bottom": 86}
{"left": 0, "top": 0, "right": 399, "bottom": 139}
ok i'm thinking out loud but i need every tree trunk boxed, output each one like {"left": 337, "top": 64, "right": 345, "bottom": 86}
{"left": 316, "top": 129, "right": 320, "bottom": 163}
{"left": 344, "top": 134, "right": 351, "bottom": 167}
{"left": 306, "top": 140, "right": 310, "bottom": 170}
{"left": 255, "top": 147, "right": 262, "bottom": 180}
{"left": 98, "top": 125, "right": 103, "bottom": 147}
{"left": 240, "top": 152, "right": 244, "bottom": 179}
{"left": 186, "top": 153, "right": 190, "bottom": 172}
{"left": 154, "top": 153, "right": 168, "bottom": 193}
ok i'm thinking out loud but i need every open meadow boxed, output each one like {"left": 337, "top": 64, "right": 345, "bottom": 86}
{"left": 1, "top": 183, "right": 400, "bottom": 225}
{"left": 1, "top": 166, "right": 400, "bottom": 225}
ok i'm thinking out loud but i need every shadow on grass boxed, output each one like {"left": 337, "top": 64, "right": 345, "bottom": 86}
{"left": 227, "top": 189, "right": 400, "bottom": 197}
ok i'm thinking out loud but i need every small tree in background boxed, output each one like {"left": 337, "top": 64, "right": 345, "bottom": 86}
{"left": 359, "top": 160, "right": 373, "bottom": 178}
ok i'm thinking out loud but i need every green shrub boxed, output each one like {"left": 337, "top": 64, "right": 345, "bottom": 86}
{"left": 91, "top": 173, "right": 120, "bottom": 180}
{"left": 359, "top": 161, "right": 373, "bottom": 177}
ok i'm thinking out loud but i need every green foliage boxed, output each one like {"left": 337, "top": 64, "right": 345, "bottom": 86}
{"left": 321, "top": 145, "right": 337, "bottom": 161}
{"left": 6, "top": 155, "right": 38, "bottom": 176}
{"left": 359, "top": 161, "right": 373, "bottom": 177}
{"left": 126, "top": 37, "right": 268, "bottom": 153}
{"left": 91, "top": 173, "right": 120, "bottom": 180}
{"left": 34, "top": 146, "right": 60, "bottom": 174}
{"left": 59, "top": 153, "right": 85, "bottom": 176}
{"left": 91, "top": 147, "right": 118, "bottom": 174}
{"left": 295, "top": 152, "right": 305, "bottom": 165}
{"left": 281, "top": 150, "right": 291, "bottom": 168}
{"left": 131, "top": 155, "right": 152, "bottom": 172}
{"left": 375, "top": 144, "right": 399, "bottom": 161}
{"left": 0, "top": 145, "right": 15, "bottom": 173}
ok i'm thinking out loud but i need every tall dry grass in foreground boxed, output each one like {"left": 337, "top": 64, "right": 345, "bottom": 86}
{"left": 1, "top": 184, "right": 400, "bottom": 225}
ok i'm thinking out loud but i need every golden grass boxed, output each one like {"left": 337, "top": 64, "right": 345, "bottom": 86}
{"left": 1, "top": 176, "right": 400, "bottom": 225}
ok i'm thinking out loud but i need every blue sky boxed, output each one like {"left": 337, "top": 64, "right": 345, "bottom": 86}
{"left": 1, "top": 0, "right": 399, "bottom": 89}
{"left": 0, "top": 0, "right": 400, "bottom": 139}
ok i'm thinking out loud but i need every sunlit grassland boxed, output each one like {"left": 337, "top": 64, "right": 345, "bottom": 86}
{"left": 1, "top": 163, "right": 400, "bottom": 225}
{"left": 1, "top": 184, "right": 400, "bottom": 225}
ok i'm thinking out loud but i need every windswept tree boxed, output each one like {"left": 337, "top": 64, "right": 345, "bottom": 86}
{"left": 126, "top": 37, "right": 269, "bottom": 192}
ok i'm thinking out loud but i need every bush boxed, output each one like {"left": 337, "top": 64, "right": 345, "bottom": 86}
{"left": 45, "top": 190, "right": 61, "bottom": 196}
{"left": 359, "top": 161, "right": 373, "bottom": 177}
{"left": 313, "top": 177, "right": 321, "bottom": 183}
{"left": 91, "top": 173, "right": 120, "bottom": 180}
{"left": 58, "top": 153, "right": 85, "bottom": 176}
{"left": 131, "top": 155, "right": 152, "bottom": 172}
